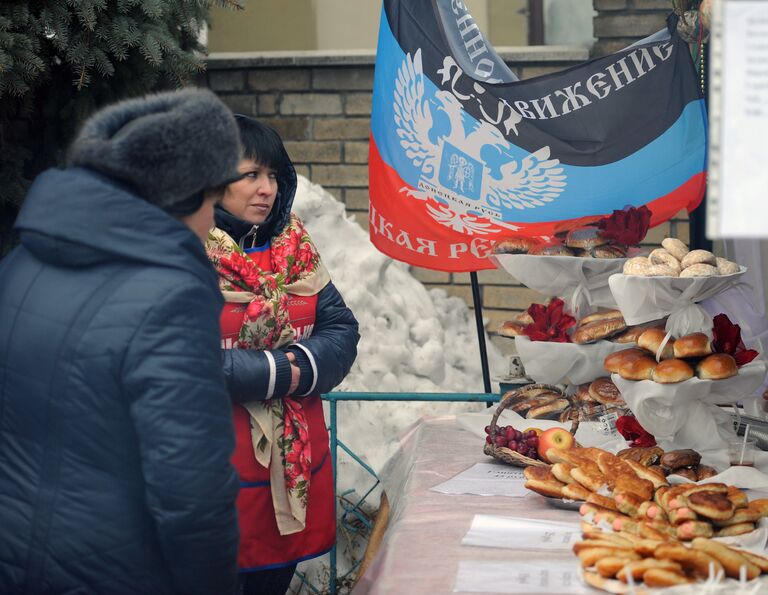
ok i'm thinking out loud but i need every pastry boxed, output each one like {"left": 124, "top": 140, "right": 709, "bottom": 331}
{"left": 618, "top": 355, "right": 657, "bottom": 380}
{"left": 623, "top": 256, "right": 651, "bottom": 275}
{"left": 591, "top": 244, "right": 627, "bottom": 258}
{"left": 680, "top": 263, "right": 717, "bottom": 277}
{"left": 565, "top": 226, "right": 607, "bottom": 249}
{"left": 660, "top": 449, "right": 701, "bottom": 471}
{"left": 649, "top": 248, "right": 682, "bottom": 274}
{"left": 655, "top": 543, "right": 722, "bottom": 577}
{"left": 716, "top": 257, "right": 740, "bottom": 275}
{"left": 637, "top": 328, "right": 675, "bottom": 359}
{"left": 623, "top": 459, "right": 668, "bottom": 489}
{"left": 642, "top": 568, "right": 691, "bottom": 587}
{"left": 498, "top": 321, "right": 526, "bottom": 337}
{"left": 695, "top": 465, "right": 718, "bottom": 481}
{"left": 715, "top": 523, "right": 756, "bottom": 537}
{"left": 508, "top": 392, "right": 561, "bottom": 414}
{"left": 726, "top": 486, "right": 749, "bottom": 509}
{"left": 686, "top": 491, "right": 734, "bottom": 521}
{"left": 551, "top": 463, "right": 576, "bottom": 484}
{"left": 661, "top": 238, "right": 689, "bottom": 261}
{"left": 604, "top": 348, "right": 646, "bottom": 373}
{"left": 681, "top": 249, "right": 717, "bottom": 268}
{"left": 494, "top": 237, "right": 539, "bottom": 254}
{"left": 673, "top": 332, "right": 713, "bottom": 358}
{"left": 617, "top": 558, "right": 683, "bottom": 583}
{"left": 691, "top": 537, "right": 761, "bottom": 580}
{"left": 572, "top": 318, "right": 627, "bottom": 344}
{"left": 523, "top": 466, "right": 565, "bottom": 498}
{"left": 572, "top": 466, "right": 609, "bottom": 492}
{"left": 672, "top": 467, "right": 699, "bottom": 481}
{"left": 526, "top": 398, "right": 570, "bottom": 419}
{"left": 588, "top": 377, "right": 624, "bottom": 405}
{"left": 574, "top": 383, "right": 598, "bottom": 403}
{"left": 613, "top": 325, "right": 661, "bottom": 345}
{"left": 651, "top": 359, "right": 694, "bottom": 384}
{"left": 675, "top": 520, "right": 714, "bottom": 540}
{"left": 528, "top": 242, "right": 574, "bottom": 256}
{"left": 740, "top": 550, "right": 768, "bottom": 573}
{"left": 696, "top": 353, "right": 738, "bottom": 380}
{"left": 562, "top": 483, "right": 591, "bottom": 501}
{"left": 578, "top": 309, "right": 624, "bottom": 327}
{"left": 616, "top": 446, "right": 663, "bottom": 467}
{"left": 511, "top": 310, "right": 534, "bottom": 325}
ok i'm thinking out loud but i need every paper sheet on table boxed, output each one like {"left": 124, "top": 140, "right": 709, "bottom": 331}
{"left": 455, "top": 559, "right": 590, "bottom": 594}
{"left": 430, "top": 463, "right": 528, "bottom": 498}
{"left": 461, "top": 514, "right": 581, "bottom": 551}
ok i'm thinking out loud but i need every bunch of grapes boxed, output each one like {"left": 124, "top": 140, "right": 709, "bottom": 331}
{"left": 485, "top": 425, "right": 540, "bottom": 460}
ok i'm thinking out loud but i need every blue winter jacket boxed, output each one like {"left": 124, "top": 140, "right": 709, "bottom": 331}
{"left": 0, "top": 168, "right": 239, "bottom": 594}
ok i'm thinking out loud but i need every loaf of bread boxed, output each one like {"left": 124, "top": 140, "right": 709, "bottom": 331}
{"left": 578, "top": 309, "right": 624, "bottom": 328}
{"left": 494, "top": 237, "right": 539, "bottom": 254}
{"left": 573, "top": 317, "right": 627, "bottom": 344}
{"left": 696, "top": 353, "right": 738, "bottom": 380}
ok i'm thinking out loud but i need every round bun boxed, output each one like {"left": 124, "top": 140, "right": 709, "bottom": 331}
{"left": 696, "top": 353, "right": 738, "bottom": 380}
{"left": 618, "top": 354, "right": 658, "bottom": 380}
{"left": 673, "top": 333, "right": 713, "bottom": 358}
{"left": 680, "top": 263, "right": 717, "bottom": 278}
{"left": 649, "top": 248, "right": 682, "bottom": 274}
{"left": 646, "top": 264, "right": 680, "bottom": 277}
{"left": 494, "top": 237, "right": 539, "bottom": 254}
{"left": 528, "top": 243, "right": 574, "bottom": 256}
{"left": 623, "top": 256, "right": 651, "bottom": 275}
{"left": 652, "top": 359, "right": 694, "bottom": 383}
{"left": 604, "top": 347, "right": 645, "bottom": 373}
{"left": 565, "top": 226, "right": 607, "bottom": 249}
{"left": 662, "top": 238, "right": 689, "bottom": 261}
{"left": 588, "top": 377, "right": 624, "bottom": 405}
{"left": 660, "top": 449, "right": 701, "bottom": 470}
{"left": 637, "top": 328, "right": 675, "bottom": 360}
{"left": 681, "top": 249, "right": 717, "bottom": 268}
{"left": 716, "top": 257, "right": 740, "bottom": 275}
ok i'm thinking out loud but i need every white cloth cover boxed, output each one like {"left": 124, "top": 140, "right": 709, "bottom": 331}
{"left": 608, "top": 267, "right": 747, "bottom": 336}
{"left": 612, "top": 360, "right": 767, "bottom": 451}
{"left": 515, "top": 335, "right": 629, "bottom": 385}
{"left": 491, "top": 254, "right": 627, "bottom": 319}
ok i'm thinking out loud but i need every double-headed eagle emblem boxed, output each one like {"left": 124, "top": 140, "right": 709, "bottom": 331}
{"left": 393, "top": 50, "right": 567, "bottom": 235}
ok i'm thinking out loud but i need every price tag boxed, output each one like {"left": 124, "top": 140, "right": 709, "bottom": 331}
{"left": 598, "top": 410, "right": 620, "bottom": 436}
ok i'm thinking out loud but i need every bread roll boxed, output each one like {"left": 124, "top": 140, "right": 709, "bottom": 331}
{"left": 673, "top": 332, "right": 713, "bottom": 358}
{"left": 661, "top": 238, "right": 689, "bottom": 261}
{"left": 623, "top": 256, "right": 650, "bottom": 275}
{"left": 578, "top": 309, "right": 624, "bottom": 327}
{"left": 716, "top": 257, "right": 740, "bottom": 275}
{"left": 613, "top": 325, "right": 664, "bottom": 345}
{"left": 637, "top": 328, "right": 675, "bottom": 360}
{"left": 618, "top": 355, "right": 657, "bottom": 380}
{"left": 696, "top": 353, "right": 738, "bottom": 380}
{"left": 681, "top": 249, "right": 716, "bottom": 268}
{"left": 680, "top": 263, "right": 716, "bottom": 278}
{"left": 604, "top": 348, "right": 645, "bottom": 374}
{"left": 591, "top": 245, "right": 627, "bottom": 258}
{"left": 494, "top": 237, "right": 539, "bottom": 254}
{"left": 652, "top": 359, "right": 694, "bottom": 383}
{"left": 573, "top": 317, "right": 627, "bottom": 344}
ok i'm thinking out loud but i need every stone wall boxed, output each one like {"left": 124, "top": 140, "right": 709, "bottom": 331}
{"left": 203, "top": 45, "right": 689, "bottom": 357}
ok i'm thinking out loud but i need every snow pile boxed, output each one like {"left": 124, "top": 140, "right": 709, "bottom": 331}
{"left": 291, "top": 176, "right": 506, "bottom": 591}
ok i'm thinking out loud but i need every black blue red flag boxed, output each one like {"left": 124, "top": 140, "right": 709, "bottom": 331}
{"left": 369, "top": 0, "right": 707, "bottom": 272}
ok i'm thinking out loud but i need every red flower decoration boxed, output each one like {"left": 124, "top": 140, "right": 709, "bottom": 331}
{"left": 523, "top": 298, "right": 576, "bottom": 343}
{"left": 712, "top": 313, "right": 759, "bottom": 366}
{"left": 616, "top": 416, "right": 656, "bottom": 447}
{"left": 597, "top": 205, "right": 652, "bottom": 246}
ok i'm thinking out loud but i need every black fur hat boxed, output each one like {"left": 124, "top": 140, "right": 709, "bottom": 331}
{"left": 68, "top": 88, "right": 242, "bottom": 212}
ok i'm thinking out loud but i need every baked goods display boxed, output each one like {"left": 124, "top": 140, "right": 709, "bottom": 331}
{"left": 621, "top": 237, "right": 740, "bottom": 277}
{"left": 607, "top": 328, "right": 741, "bottom": 383}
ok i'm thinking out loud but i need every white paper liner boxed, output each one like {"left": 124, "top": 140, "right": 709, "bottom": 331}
{"left": 612, "top": 361, "right": 767, "bottom": 452}
{"left": 491, "top": 253, "right": 631, "bottom": 319}
{"left": 515, "top": 335, "right": 631, "bottom": 385}
{"left": 608, "top": 267, "right": 748, "bottom": 336}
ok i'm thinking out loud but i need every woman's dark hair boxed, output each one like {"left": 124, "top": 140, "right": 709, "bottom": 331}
{"left": 233, "top": 114, "right": 289, "bottom": 174}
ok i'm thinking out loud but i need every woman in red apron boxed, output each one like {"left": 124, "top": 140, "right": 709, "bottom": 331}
{"left": 205, "top": 115, "right": 359, "bottom": 595}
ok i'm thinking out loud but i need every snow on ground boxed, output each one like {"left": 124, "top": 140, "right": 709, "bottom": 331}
{"left": 290, "top": 176, "right": 506, "bottom": 591}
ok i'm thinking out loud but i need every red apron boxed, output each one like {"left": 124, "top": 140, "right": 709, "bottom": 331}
{"left": 220, "top": 246, "right": 335, "bottom": 571}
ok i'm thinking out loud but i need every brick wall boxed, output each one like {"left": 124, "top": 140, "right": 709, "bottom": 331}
{"left": 203, "top": 44, "right": 688, "bottom": 357}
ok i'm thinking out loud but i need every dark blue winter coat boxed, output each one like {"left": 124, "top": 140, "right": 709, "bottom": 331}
{"left": 0, "top": 168, "right": 239, "bottom": 594}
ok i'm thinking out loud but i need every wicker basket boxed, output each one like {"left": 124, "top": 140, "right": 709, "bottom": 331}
{"left": 483, "top": 383, "right": 579, "bottom": 468}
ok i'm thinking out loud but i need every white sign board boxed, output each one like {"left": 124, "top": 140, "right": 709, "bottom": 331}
{"left": 708, "top": 1, "right": 768, "bottom": 238}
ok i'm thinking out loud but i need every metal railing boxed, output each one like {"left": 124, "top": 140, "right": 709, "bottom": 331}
{"left": 310, "top": 392, "right": 501, "bottom": 594}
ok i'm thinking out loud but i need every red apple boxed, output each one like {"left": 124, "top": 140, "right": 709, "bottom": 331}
{"left": 537, "top": 427, "right": 575, "bottom": 463}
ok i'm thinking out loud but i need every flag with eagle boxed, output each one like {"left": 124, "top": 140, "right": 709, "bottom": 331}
{"left": 368, "top": 0, "right": 707, "bottom": 272}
